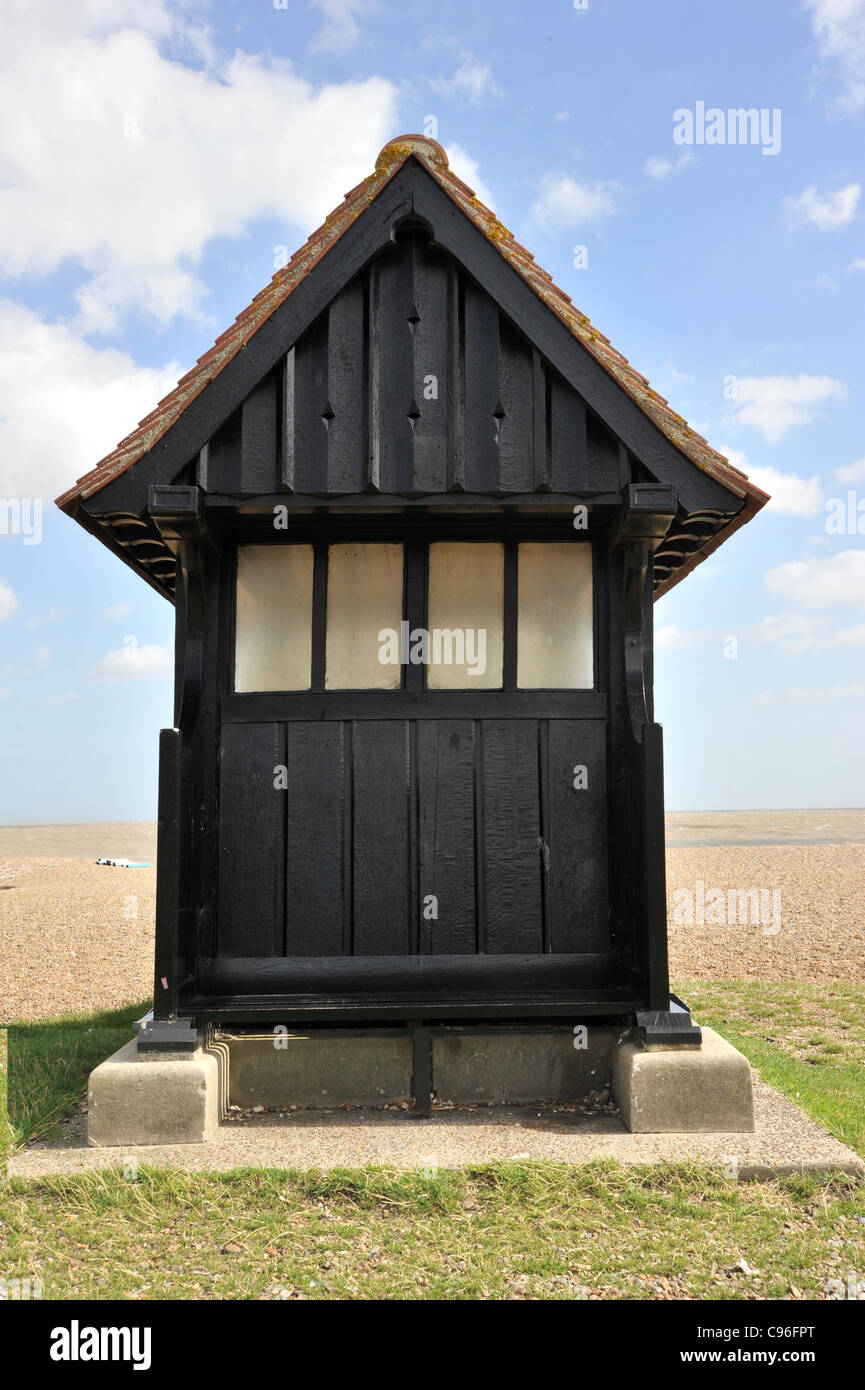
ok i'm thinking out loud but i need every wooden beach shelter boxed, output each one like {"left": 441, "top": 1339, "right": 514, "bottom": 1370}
{"left": 57, "top": 136, "right": 768, "bottom": 1071}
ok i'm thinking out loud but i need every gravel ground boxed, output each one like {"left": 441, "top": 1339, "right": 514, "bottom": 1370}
{"left": 0, "top": 857, "right": 155, "bottom": 1024}
{"left": 1, "top": 838, "right": 863, "bottom": 1023}
{"left": 9, "top": 1078, "right": 862, "bottom": 1179}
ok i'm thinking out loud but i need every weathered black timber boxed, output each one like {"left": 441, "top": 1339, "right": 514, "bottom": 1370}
{"left": 82, "top": 162, "right": 737, "bottom": 522}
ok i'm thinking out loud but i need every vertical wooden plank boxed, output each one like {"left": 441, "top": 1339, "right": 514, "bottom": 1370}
{"left": 550, "top": 377, "right": 588, "bottom": 491}
{"left": 153, "top": 727, "right": 182, "bottom": 1019}
{"left": 196, "top": 443, "right": 209, "bottom": 491}
{"left": 281, "top": 349, "right": 296, "bottom": 491}
{"left": 642, "top": 722, "right": 670, "bottom": 1009}
{"left": 417, "top": 721, "right": 476, "bottom": 953}
{"left": 376, "top": 239, "right": 415, "bottom": 493}
{"left": 366, "top": 260, "right": 381, "bottom": 491}
{"left": 497, "top": 320, "right": 534, "bottom": 491}
{"left": 410, "top": 243, "right": 449, "bottom": 493}
{"left": 482, "top": 720, "right": 542, "bottom": 952}
{"left": 206, "top": 411, "right": 241, "bottom": 493}
{"left": 240, "top": 372, "right": 278, "bottom": 493}
{"left": 547, "top": 720, "right": 610, "bottom": 954}
{"left": 447, "top": 263, "right": 465, "bottom": 491}
{"left": 218, "top": 723, "right": 284, "bottom": 955}
{"left": 324, "top": 280, "right": 366, "bottom": 493}
{"left": 292, "top": 314, "right": 329, "bottom": 493}
{"left": 532, "top": 350, "right": 550, "bottom": 491}
{"left": 285, "top": 723, "right": 345, "bottom": 956}
{"left": 352, "top": 720, "right": 410, "bottom": 954}
{"left": 584, "top": 413, "right": 621, "bottom": 491}
{"left": 463, "top": 281, "right": 500, "bottom": 492}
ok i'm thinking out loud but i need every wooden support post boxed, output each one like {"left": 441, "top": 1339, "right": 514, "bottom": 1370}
{"left": 153, "top": 727, "right": 183, "bottom": 1023}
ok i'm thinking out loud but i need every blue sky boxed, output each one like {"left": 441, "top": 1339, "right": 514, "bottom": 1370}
{"left": 0, "top": 0, "right": 862, "bottom": 820}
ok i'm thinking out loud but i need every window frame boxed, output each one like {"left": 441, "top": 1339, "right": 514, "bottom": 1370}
{"left": 228, "top": 526, "right": 601, "bottom": 697}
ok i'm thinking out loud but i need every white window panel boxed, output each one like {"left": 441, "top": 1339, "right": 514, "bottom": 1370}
{"left": 234, "top": 544, "right": 314, "bottom": 691}
{"left": 427, "top": 542, "right": 504, "bottom": 689}
{"left": 326, "top": 543, "right": 404, "bottom": 689}
{"left": 517, "top": 542, "right": 593, "bottom": 689}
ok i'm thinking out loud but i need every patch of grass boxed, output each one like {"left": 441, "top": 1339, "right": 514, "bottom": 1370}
{"left": 7, "top": 1001, "right": 149, "bottom": 1149}
{"left": 1, "top": 1162, "right": 863, "bottom": 1301}
{"left": 680, "top": 981, "right": 865, "bottom": 1156}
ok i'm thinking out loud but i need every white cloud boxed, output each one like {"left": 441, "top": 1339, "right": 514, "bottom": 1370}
{"left": 749, "top": 612, "right": 841, "bottom": 654}
{"left": 103, "top": 602, "right": 133, "bottom": 621}
{"left": 836, "top": 456, "right": 865, "bottom": 483}
{"left": 0, "top": 301, "right": 183, "bottom": 498}
{"left": 90, "top": 640, "right": 172, "bottom": 681}
{"left": 0, "top": 689, "right": 10, "bottom": 699}
{"left": 530, "top": 175, "right": 619, "bottom": 231}
{"left": 764, "top": 550, "right": 865, "bottom": 611}
{"left": 783, "top": 183, "right": 861, "bottom": 230}
{"left": 444, "top": 145, "right": 497, "bottom": 209}
{"left": 308, "top": 0, "right": 376, "bottom": 55}
{"left": 45, "top": 691, "right": 80, "bottom": 705}
{"left": 727, "top": 460, "right": 824, "bottom": 517}
{"left": 0, "top": 580, "right": 19, "bottom": 622}
{"left": 644, "top": 152, "right": 694, "bottom": 179}
{"left": 726, "top": 374, "right": 846, "bottom": 443}
{"left": 805, "top": 0, "right": 865, "bottom": 117}
{"left": 33, "top": 646, "right": 51, "bottom": 671}
{"left": 429, "top": 56, "right": 502, "bottom": 106}
{"left": 848, "top": 257, "right": 865, "bottom": 270}
{"left": 0, "top": 9, "right": 399, "bottom": 330}
{"left": 28, "top": 608, "right": 63, "bottom": 627}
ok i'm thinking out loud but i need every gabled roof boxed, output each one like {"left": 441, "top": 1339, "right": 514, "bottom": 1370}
{"left": 56, "top": 134, "right": 769, "bottom": 535}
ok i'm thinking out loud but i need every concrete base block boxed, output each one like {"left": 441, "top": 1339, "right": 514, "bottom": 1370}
{"left": 433, "top": 1030, "right": 613, "bottom": 1104}
{"left": 87, "top": 1039, "right": 223, "bottom": 1147}
{"left": 228, "top": 1032, "right": 413, "bottom": 1109}
{"left": 613, "top": 1026, "right": 755, "bottom": 1133}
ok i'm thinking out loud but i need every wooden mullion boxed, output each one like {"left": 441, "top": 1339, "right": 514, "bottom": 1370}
{"left": 503, "top": 540, "right": 518, "bottom": 690}
{"left": 311, "top": 542, "right": 328, "bottom": 691}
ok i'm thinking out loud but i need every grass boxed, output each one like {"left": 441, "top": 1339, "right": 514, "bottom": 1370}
{"left": 2, "top": 983, "right": 863, "bottom": 1301}
{"left": 1, "top": 1162, "right": 863, "bottom": 1300}
{"left": 680, "top": 981, "right": 865, "bottom": 1157}
{"left": 6, "top": 1000, "right": 148, "bottom": 1149}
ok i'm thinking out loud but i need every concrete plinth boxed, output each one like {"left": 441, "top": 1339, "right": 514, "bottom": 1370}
{"left": 433, "top": 1029, "right": 613, "bottom": 1104}
{"left": 613, "top": 1026, "right": 754, "bottom": 1133}
{"left": 87, "top": 1039, "right": 226, "bottom": 1147}
{"left": 229, "top": 1031, "right": 412, "bottom": 1109}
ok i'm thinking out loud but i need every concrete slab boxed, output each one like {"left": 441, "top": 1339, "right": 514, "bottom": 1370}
{"left": 228, "top": 1032, "right": 412, "bottom": 1109}
{"left": 86, "top": 1039, "right": 225, "bottom": 1147}
{"left": 613, "top": 1026, "right": 754, "bottom": 1133}
{"left": 11, "top": 1078, "right": 862, "bottom": 1180}
{"left": 433, "top": 1030, "right": 613, "bottom": 1104}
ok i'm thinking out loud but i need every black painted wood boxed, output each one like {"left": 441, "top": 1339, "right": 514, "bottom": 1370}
{"left": 547, "top": 719, "right": 610, "bottom": 953}
{"left": 417, "top": 720, "right": 477, "bottom": 954}
{"left": 285, "top": 722, "right": 345, "bottom": 956}
{"left": 481, "top": 720, "right": 543, "bottom": 953}
{"left": 351, "top": 720, "right": 411, "bottom": 954}
{"left": 218, "top": 722, "right": 284, "bottom": 955}
{"left": 240, "top": 371, "right": 278, "bottom": 493}
{"left": 153, "top": 728, "right": 182, "bottom": 1020}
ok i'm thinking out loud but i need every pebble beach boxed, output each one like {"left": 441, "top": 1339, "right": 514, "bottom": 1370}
{"left": 1, "top": 812, "right": 863, "bottom": 1025}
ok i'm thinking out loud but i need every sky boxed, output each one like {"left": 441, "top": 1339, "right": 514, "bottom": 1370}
{"left": 0, "top": 0, "right": 862, "bottom": 821}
